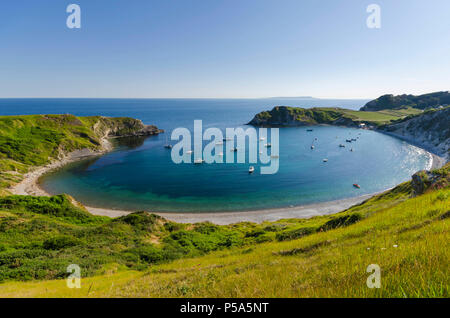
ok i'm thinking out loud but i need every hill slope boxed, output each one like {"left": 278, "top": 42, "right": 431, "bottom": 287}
{"left": 379, "top": 107, "right": 450, "bottom": 160}
{"left": 361, "top": 91, "right": 450, "bottom": 111}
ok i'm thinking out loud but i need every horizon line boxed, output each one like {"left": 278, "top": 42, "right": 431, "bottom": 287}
{"left": 0, "top": 96, "right": 374, "bottom": 100}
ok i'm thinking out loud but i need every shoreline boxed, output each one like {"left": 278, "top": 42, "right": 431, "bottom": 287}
{"left": 9, "top": 135, "right": 446, "bottom": 225}
{"left": 86, "top": 193, "right": 379, "bottom": 225}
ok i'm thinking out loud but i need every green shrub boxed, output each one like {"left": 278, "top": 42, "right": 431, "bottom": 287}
{"left": 115, "top": 211, "right": 162, "bottom": 232}
{"left": 43, "top": 236, "right": 82, "bottom": 250}
{"left": 276, "top": 227, "right": 316, "bottom": 241}
{"left": 322, "top": 214, "right": 362, "bottom": 231}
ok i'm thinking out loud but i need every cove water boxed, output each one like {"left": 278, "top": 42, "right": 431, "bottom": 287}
{"left": 0, "top": 98, "right": 431, "bottom": 212}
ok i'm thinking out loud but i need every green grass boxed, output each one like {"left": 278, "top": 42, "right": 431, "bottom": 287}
{"left": 338, "top": 107, "right": 422, "bottom": 124}
{"left": 0, "top": 180, "right": 447, "bottom": 297}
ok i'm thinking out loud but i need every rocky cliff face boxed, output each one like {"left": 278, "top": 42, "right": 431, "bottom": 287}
{"left": 380, "top": 107, "right": 450, "bottom": 160}
{"left": 94, "top": 117, "right": 163, "bottom": 139}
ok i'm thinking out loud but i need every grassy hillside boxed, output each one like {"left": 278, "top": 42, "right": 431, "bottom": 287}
{"left": 0, "top": 165, "right": 448, "bottom": 297}
{"left": 0, "top": 114, "right": 160, "bottom": 195}
{"left": 361, "top": 91, "right": 450, "bottom": 111}
{"left": 248, "top": 106, "right": 421, "bottom": 127}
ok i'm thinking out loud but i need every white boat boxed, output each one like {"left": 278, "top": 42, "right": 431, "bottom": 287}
{"left": 248, "top": 166, "right": 255, "bottom": 173}
{"left": 230, "top": 147, "right": 238, "bottom": 152}
{"left": 164, "top": 134, "right": 172, "bottom": 149}
{"left": 311, "top": 145, "right": 315, "bottom": 149}
{"left": 323, "top": 158, "right": 328, "bottom": 162}
{"left": 264, "top": 143, "right": 272, "bottom": 148}
{"left": 194, "top": 159, "right": 204, "bottom": 164}
{"left": 260, "top": 137, "right": 265, "bottom": 141}
{"left": 185, "top": 150, "right": 193, "bottom": 154}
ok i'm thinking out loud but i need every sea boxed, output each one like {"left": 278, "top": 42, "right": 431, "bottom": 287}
{"left": 0, "top": 98, "right": 431, "bottom": 212}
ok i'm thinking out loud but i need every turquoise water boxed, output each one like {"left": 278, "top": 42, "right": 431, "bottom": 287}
{"left": 0, "top": 98, "right": 431, "bottom": 212}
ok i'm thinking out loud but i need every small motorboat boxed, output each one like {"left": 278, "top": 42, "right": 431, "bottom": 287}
{"left": 164, "top": 134, "right": 172, "bottom": 149}
{"left": 311, "top": 145, "right": 315, "bottom": 149}
{"left": 350, "top": 148, "right": 354, "bottom": 152}
{"left": 265, "top": 143, "right": 272, "bottom": 148}
{"left": 346, "top": 139, "right": 352, "bottom": 143}
{"left": 259, "top": 137, "right": 266, "bottom": 141}
{"left": 194, "top": 159, "right": 205, "bottom": 164}
{"left": 185, "top": 150, "right": 193, "bottom": 154}
{"left": 230, "top": 147, "right": 238, "bottom": 152}
{"left": 249, "top": 166, "right": 255, "bottom": 173}
{"left": 339, "top": 144, "right": 345, "bottom": 148}
{"left": 323, "top": 158, "right": 328, "bottom": 162}
{"left": 353, "top": 183, "right": 361, "bottom": 189}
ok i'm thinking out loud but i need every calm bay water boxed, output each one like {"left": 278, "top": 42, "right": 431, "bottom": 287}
{"left": 0, "top": 98, "right": 431, "bottom": 212}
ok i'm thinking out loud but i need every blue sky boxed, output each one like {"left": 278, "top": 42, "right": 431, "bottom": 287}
{"left": 0, "top": 0, "right": 449, "bottom": 98}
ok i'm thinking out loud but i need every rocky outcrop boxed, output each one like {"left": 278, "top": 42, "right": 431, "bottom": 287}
{"left": 380, "top": 107, "right": 450, "bottom": 160}
{"left": 94, "top": 117, "right": 163, "bottom": 139}
{"left": 411, "top": 165, "right": 449, "bottom": 195}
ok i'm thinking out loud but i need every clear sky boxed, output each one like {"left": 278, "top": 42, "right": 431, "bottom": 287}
{"left": 0, "top": 0, "right": 449, "bottom": 98}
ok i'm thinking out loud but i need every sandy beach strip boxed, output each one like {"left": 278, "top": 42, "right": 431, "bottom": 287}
{"left": 86, "top": 193, "right": 377, "bottom": 225}
{"left": 9, "top": 142, "right": 447, "bottom": 225}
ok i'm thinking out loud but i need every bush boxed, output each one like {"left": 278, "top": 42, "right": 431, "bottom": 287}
{"left": 116, "top": 211, "right": 162, "bottom": 232}
{"left": 0, "top": 195, "right": 105, "bottom": 225}
{"left": 321, "top": 214, "right": 362, "bottom": 231}
{"left": 43, "top": 236, "right": 82, "bottom": 250}
{"left": 276, "top": 227, "right": 316, "bottom": 241}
